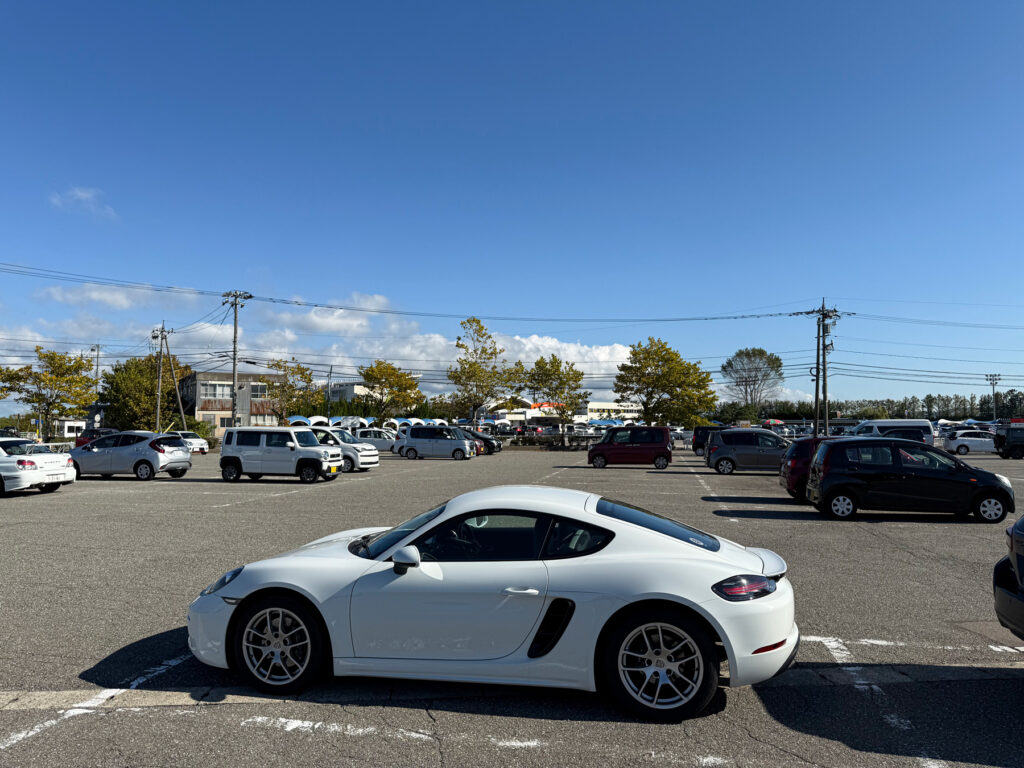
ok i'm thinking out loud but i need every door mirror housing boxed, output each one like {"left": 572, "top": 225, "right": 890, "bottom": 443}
{"left": 285, "top": 441, "right": 295, "bottom": 449}
{"left": 392, "top": 545, "right": 421, "bottom": 575}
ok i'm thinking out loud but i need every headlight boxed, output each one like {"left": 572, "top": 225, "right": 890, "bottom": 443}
{"left": 321, "top": 450, "right": 330, "bottom": 461}
{"left": 201, "top": 566, "right": 243, "bottom": 596}
{"left": 997, "top": 474, "right": 1012, "bottom": 488}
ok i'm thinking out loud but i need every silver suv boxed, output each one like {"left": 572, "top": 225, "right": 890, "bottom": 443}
{"left": 705, "top": 428, "right": 789, "bottom": 475}
{"left": 70, "top": 431, "right": 192, "bottom": 480}
{"left": 401, "top": 425, "right": 476, "bottom": 460}
{"left": 219, "top": 427, "right": 343, "bottom": 483}
{"left": 309, "top": 426, "right": 380, "bottom": 473}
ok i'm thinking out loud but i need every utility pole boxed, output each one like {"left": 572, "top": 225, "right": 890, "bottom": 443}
{"left": 986, "top": 373, "right": 1002, "bottom": 421}
{"left": 89, "top": 345, "right": 101, "bottom": 400}
{"left": 152, "top": 323, "right": 165, "bottom": 432}
{"left": 223, "top": 291, "right": 253, "bottom": 427}
{"left": 812, "top": 314, "right": 822, "bottom": 436}
{"left": 326, "top": 364, "right": 333, "bottom": 421}
{"left": 162, "top": 330, "right": 189, "bottom": 431}
{"left": 808, "top": 300, "right": 840, "bottom": 436}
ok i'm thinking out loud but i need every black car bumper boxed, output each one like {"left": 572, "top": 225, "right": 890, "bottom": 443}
{"left": 993, "top": 556, "right": 1024, "bottom": 642}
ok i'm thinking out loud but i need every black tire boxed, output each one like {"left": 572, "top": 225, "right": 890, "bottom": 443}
{"left": 592, "top": 454, "right": 607, "bottom": 469}
{"left": 0, "top": 476, "right": 5, "bottom": 496}
{"left": 715, "top": 458, "right": 735, "bottom": 475}
{"left": 38, "top": 483, "right": 60, "bottom": 493}
{"left": 231, "top": 593, "right": 326, "bottom": 695}
{"left": 167, "top": 468, "right": 187, "bottom": 479}
{"left": 341, "top": 457, "right": 355, "bottom": 473}
{"left": 654, "top": 455, "right": 669, "bottom": 470}
{"left": 134, "top": 462, "right": 155, "bottom": 481}
{"left": 822, "top": 490, "right": 857, "bottom": 519}
{"left": 405, "top": 448, "right": 418, "bottom": 460}
{"left": 794, "top": 482, "right": 811, "bottom": 505}
{"left": 222, "top": 463, "right": 242, "bottom": 482}
{"left": 956, "top": 445, "right": 969, "bottom": 455}
{"left": 247, "top": 473, "right": 263, "bottom": 481}
{"left": 1012, "top": 447, "right": 1024, "bottom": 460}
{"left": 694, "top": 447, "right": 705, "bottom": 457}
{"left": 974, "top": 493, "right": 1009, "bottom": 524}
{"left": 298, "top": 464, "right": 319, "bottom": 484}
{"left": 786, "top": 488, "right": 797, "bottom": 499}
{"left": 599, "top": 607, "right": 718, "bottom": 722}
{"left": 73, "top": 462, "right": 81, "bottom": 480}
{"left": 452, "top": 449, "right": 465, "bottom": 461}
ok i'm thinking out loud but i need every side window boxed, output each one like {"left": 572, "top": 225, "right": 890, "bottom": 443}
{"left": 630, "top": 429, "right": 653, "bottom": 444}
{"left": 224, "top": 431, "right": 234, "bottom": 446}
{"left": 611, "top": 430, "right": 630, "bottom": 444}
{"left": 757, "top": 434, "right": 780, "bottom": 448}
{"left": 543, "top": 517, "right": 614, "bottom": 559}
{"left": 115, "top": 434, "right": 143, "bottom": 447}
{"left": 235, "top": 431, "right": 261, "bottom": 447}
{"left": 316, "top": 430, "right": 338, "bottom": 445}
{"left": 264, "top": 432, "right": 291, "bottom": 448}
{"left": 855, "top": 426, "right": 874, "bottom": 436}
{"left": 92, "top": 436, "right": 119, "bottom": 449}
{"left": 844, "top": 445, "right": 894, "bottom": 465}
{"left": 898, "top": 445, "right": 955, "bottom": 471}
{"left": 413, "top": 512, "right": 547, "bottom": 562}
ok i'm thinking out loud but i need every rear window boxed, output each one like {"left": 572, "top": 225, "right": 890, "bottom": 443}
{"left": 811, "top": 443, "right": 830, "bottom": 465}
{"left": 224, "top": 431, "right": 234, "bottom": 446}
{"left": 785, "top": 440, "right": 810, "bottom": 460}
{"left": 154, "top": 436, "right": 187, "bottom": 448}
{"left": 596, "top": 498, "right": 720, "bottom": 552}
{"left": 845, "top": 445, "right": 893, "bottom": 465}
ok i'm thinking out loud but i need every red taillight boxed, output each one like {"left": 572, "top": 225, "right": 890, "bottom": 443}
{"left": 712, "top": 575, "right": 777, "bottom": 601}
{"left": 66, "top": 458, "right": 74, "bottom": 467}
{"left": 788, "top": 459, "right": 796, "bottom": 468}
{"left": 149, "top": 440, "right": 165, "bottom": 453}
{"left": 709, "top": 445, "right": 719, "bottom": 455}
{"left": 16, "top": 459, "right": 37, "bottom": 470}
{"left": 753, "top": 639, "right": 787, "bottom": 655}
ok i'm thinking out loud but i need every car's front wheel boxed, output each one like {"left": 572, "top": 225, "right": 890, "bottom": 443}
{"left": 592, "top": 454, "right": 607, "bottom": 469}
{"left": 232, "top": 594, "right": 325, "bottom": 694}
{"left": 600, "top": 608, "right": 718, "bottom": 722}
{"left": 341, "top": 457, "right": 354, "bottom": 473}
{"left": 974, "top": 494, "right": 1009, "bottom": 523}
{"left": 298, "top": 465, "right": 319, "bottom": 484}
{"left": 452, "top": 449, "right": 465, "bottom": 461}
{"left": 695, "top": 447, "right": 705, "bottom": 457}
{"left": 956, "top": 445, "right": 969, "bottom": 455}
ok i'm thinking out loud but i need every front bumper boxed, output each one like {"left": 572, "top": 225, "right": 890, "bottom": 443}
{"left": 187, "top": 593, "right": 235, "bottom": 669}
{"left": 993, "top": 556, "right": 1024, "bottom": 641}
{"left": 355, "top": 452, "right": 379, "bottom": 469}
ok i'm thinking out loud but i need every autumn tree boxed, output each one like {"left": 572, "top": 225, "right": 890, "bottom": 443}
{"left": 527, "top": 354, "right": 591, "bottom": 427}
{"left": 14, "top": 347, "right": 95, "bottom": 439}
{"left": 1, "top": 365, "right": 27, "bottom": 401}
{"left": 356, "top": 360, "right": 424, "bottom": 420}
{"left": 263, "top": 358, "right": 317, "bottom": 423}
{"left": 720, "top": 348, "right": 785, "bottom": 408}
{"left": 447, "top": 317, "right": 512, "bottom": 421}
{"left": 614, "top": 338, "right": 716, "bottom": 425}
{"left": 101, "top": 353, "right": 196, "bottom": 431}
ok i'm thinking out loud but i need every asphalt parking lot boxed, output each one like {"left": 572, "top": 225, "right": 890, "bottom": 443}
{"left": 2, "top": 448, "right": 1024, "bottom": 767}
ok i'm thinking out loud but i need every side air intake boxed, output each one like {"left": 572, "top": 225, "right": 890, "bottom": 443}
{"left": 527, "top": 598, "right": 576, "bottom": 658}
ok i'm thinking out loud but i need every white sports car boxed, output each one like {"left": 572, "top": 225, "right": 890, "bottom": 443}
{"left": 188, "top": 486, "right": 798, "bottom": 720}
{"left": 0, "top": 438, "right": 76, "bottom": 495}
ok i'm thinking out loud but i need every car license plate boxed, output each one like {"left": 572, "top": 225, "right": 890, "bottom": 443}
{"left": 329, "top": 466, "right": 338, "bottom": 473}
{"left": 47, "top": 473, "right": 61, "bottom": 481}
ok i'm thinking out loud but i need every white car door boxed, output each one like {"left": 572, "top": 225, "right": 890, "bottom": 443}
{"left": 349, "top": 513, "right": 549, "bottom": 660}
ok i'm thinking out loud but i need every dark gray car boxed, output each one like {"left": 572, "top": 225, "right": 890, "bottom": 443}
{"left": 705, "top": 428, "right": 789, "bottom": 474}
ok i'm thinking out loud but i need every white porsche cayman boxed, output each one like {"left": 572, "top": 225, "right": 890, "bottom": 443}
{"left": 188, "top": 486, "right": 798, "bottom": 720}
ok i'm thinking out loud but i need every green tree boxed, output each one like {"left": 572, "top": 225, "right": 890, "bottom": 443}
{"left": 101, "top": 353, "right": 196, "bottom": 431}
{"left": 263, "top": 358, "right": 317, "bottom": 423}
{"left": 356, "top": 360, "right": 425, "bottom": 420}
{"left": 1, "top": 365, "right": 27, "bottom": 401}
{"left": 527, "top": 354, "right": 592, "bottom": 427}
{"left": 14, "top": 347, "right": 95, "bottom": 439}
{"left": 613, "top": 338, "right": 717, "bottom": 425}
{"left": 720, "top": 348, "right": 785, "bottom": 408}
{"left": 447, "top": 317, "right": 512, "bottom": 421}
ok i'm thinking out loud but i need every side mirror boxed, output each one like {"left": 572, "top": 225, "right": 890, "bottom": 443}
{"left": 285, "top": 441, "right": 295, "bottom": 450}
{"left": 91, "top": 447, "right": 99, "bottom": 452}
{"left": 392, "top": 545, "right": 421, "bottom": 575}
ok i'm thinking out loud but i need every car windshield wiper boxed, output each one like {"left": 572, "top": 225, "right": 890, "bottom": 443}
{"left": 349, "top": 534, "right": 373, "bottom": 557}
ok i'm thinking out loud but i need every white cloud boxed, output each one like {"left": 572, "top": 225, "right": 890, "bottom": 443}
{"left": 49, "top": 186, "right": 118, "bottom": 220}
{"left": 37, "top": 283, "right": 135, "bottom": 309}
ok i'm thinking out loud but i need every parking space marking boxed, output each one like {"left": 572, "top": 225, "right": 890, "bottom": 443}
{"left": 686, "top": 466, "right": 740, "bottom": 521}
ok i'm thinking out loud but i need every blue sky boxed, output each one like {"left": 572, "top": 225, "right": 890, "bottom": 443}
{"left": 2, "top": 2, "right": 1024, "bottom": 413}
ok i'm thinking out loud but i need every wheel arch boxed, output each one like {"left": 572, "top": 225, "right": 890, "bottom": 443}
{"left": 219, "top": 456, "right": 242, "bottom": 470}
{"left": 295, "top": 457, "right": 321, "bottom": 474}
{"left": 592, "top": 598, "right": 730, "bottom": 690}
{"left": 971, "top": 486, "right": 1013, "bottom": 511}
{"left": 224, "top": 586, "right": 334, "bottom": 673}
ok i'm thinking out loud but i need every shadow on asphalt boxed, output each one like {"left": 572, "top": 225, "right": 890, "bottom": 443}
{"left": 80, "top": 626, "right": 728, "bottom": 723}
{"left": 701, "top": 496, "right": 803, "bottom": 506}
{"left": 712, "top": 508, "right": 989, "bottom": 524}
{"left": 756, "top": 663, "right": 1024, "bottom": 767}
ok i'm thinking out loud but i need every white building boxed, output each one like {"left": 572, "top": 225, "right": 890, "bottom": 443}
{"left": 575, "top": 400, "right": 642, "bottom": 422}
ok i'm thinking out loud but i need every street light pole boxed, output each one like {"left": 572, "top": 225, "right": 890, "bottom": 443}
{"left": 985, "top": 373, "right": 1002, "bottom": 420}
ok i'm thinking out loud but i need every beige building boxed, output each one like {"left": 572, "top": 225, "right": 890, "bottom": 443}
{"left": 179, "top": 371, "right": 285, "bottom": 437}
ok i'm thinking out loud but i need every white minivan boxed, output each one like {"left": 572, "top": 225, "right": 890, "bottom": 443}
{"left": 849, "top": 419, "right": 935, "bottom": 446}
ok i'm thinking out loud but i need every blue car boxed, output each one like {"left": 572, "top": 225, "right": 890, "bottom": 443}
{"left": 994, "top": 514, "right": 1024, "bottom": 640}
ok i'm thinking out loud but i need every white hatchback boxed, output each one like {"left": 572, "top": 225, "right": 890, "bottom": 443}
{"left": 0, "top": 438, "right": 76, "bottom": 494}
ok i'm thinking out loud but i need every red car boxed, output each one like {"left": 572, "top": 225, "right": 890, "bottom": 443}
{"left": 588, "top": 426, "right": 673, "bottom": 469}
{"left": 779, "top": 437, "right": 847, "bottom": 502}
{"left": 75, "top": 427, "right": 117, "bottom": 448}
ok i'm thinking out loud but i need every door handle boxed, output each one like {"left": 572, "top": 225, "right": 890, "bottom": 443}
{"left": 502, "top": 587, "right": 539, "bottom": 596}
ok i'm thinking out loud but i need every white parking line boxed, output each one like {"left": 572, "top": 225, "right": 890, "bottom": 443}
{"left": 686, "top": 467, "right": 739, "bottom": 521}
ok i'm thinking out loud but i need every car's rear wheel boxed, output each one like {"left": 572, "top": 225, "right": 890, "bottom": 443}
{"left": 452, "top": 449, "right": 465, "bottom": 461}
{"left": 794, "top": 481, "right": 810, "bottom": 505}
{"left": 405, "top": 449, "right": 418, "bottom": 460}
{"left": 823, "top": 491, "right": 857, "bottom": 519}
{"left": 600, "top": 608, "right": 718, "bottom": 722}
{"left": 233, "top": 595, "right": 325, "bottom": 695}
{"left": 167, "top": 469, "right": 187, "bottom": 479}
{"left": 695, "top": 447, "right": 705, "bottom": 457}
{"left": 974, "top": 494, "right": 1008, "bottom": 523}
{"left": 956, "top": 445, "right": 969, "bottom": 455}
{"left": 715, "top": 458, "right": 735, "bottom": 475}
{"left": 222, "top": 464, "right": 241, "bottom": 482}
{"left": 38, "top": 483, "right": 60, "bottom": 493}
{"left": 341, "top": 457, "right": 354, "bottom": 473}
{"left": 1012, "top": 447, "right": 1024, "bottom": 460}
{"left": 247, "top": 473, "right": 263, "bottom": 481}
{"left": 654, "top": 455, "right": 669, "bottom": 470}
{"left": 134, "top": 462, "right": 154, "bottom": 481}
{"left": 592, "top": 454, "right": 607, "bottom": 469}
{"left": 298, "top": 465, "right": 319, "bottom": 484}
{"left": 72, "top": 462, "right": 81, "bottom": 480}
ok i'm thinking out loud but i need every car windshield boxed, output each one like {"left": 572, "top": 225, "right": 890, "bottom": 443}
{"left": 353, "top": 503, "right": 449, "bottom": 559}
{"left": 294, "top": 431, "right": 320, "bottom": 447}
{"left": 179, "top": 432, "right": 201, "bottom": 440}
{"left": 596, "top": 497, "right": 720, "bottom": 552}
{"left": 332, "top": 430, "right": 360, "bottom": 444}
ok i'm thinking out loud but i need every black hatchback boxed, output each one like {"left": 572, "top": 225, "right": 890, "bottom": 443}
{"left": 806, "top": 437, "right": 1015, "bottom": 523}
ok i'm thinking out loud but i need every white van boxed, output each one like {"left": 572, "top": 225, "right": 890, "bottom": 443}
{"left": 849, "top": 419, "right": 935, "bottom": 446}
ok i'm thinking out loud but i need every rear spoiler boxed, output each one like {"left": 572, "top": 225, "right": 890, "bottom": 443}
{"left": 747, "top": 547, "right": 787, "bottom": 579}
{"left": 20, "top": 442, "right": 73, "bottom": 454}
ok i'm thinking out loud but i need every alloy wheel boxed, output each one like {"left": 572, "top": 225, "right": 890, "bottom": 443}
{"left": 242, "top": 608, "right": 311, "bottom": 685}
{"left": 617, "top": 622, "right": 703, "bottom": 710}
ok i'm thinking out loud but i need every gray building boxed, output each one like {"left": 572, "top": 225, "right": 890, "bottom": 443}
{"left": 179, "top": 371, "right": 285, "bottom": 437}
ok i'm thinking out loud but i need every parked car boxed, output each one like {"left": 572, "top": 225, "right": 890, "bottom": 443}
{"left": 994, "top": 513, "right": 1024, "bottom": 640}
{"left": 74, "top": 427, "right": 117, "bottom": 448}
{"left": 806, "top": 437, "right": 1014, "bottom": 522}
{"left": 450, "top": 427, "right": 486, "bottom": 455}
{"left": 588, "top": 426, "right": 672, "bottom": 469}
{"left": 943, "top": 430, "right": 996, "bottom": 455}
{"left": 187, "top": 486, "right": 798, "bottom": 721}
{"left": 849, "top": 419, "right": 935, "bottom": 446}
{"left": 171, "top": 430, "right": 210, "bottom": 455}
{"left": 401, "top": 426, "right": 476, "bottom": 460}
{"left": 459, "top": 428, "right": 503, "bottom": 455}
{"left": 220, "top": 427, "right": 343, "bottom": 483}
{"left": 995, "top": 421, "right": 1024, "bottom": 460}
{"left": 779, "top": 437, "right": 838, "bottom": 502}
{"left": 355, "top": 428, "right": 395, "bottom": 453}
{"left": 309, "top": 426, "right": 379, "bottom": 473}
{"left": 881, "top": 428, "right": 929, "bottom": 443}
{"left": 0, "top": 438, "right": 76, "bottom": 494}
{"left": 692, "top": 426, "right": 726, "bottom": 456}
{"left": 705, "top": 429, "right": 789, "bottom": 475}
{"left": 70, "top": 431, "right": 192, "bottom": 480}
